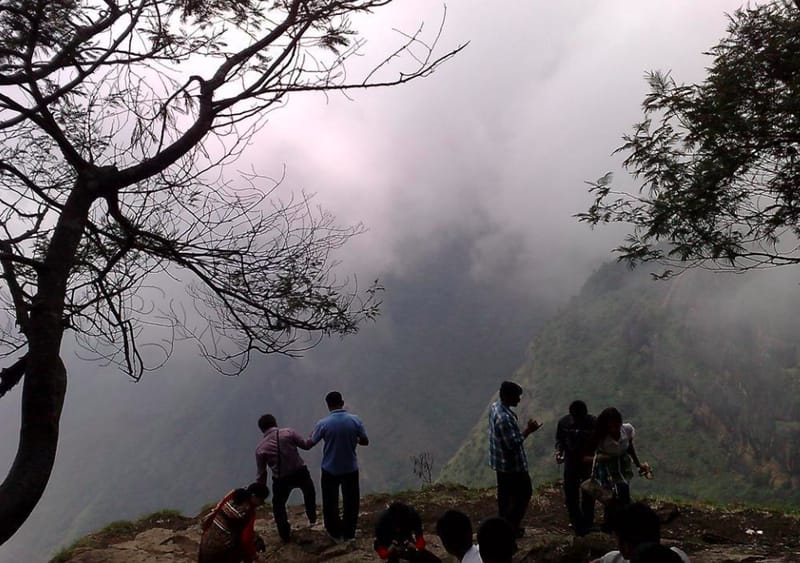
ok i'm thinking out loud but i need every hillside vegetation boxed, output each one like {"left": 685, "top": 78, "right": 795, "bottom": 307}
{"left": 441, "top": 262, "right": 800, "bottom": 506}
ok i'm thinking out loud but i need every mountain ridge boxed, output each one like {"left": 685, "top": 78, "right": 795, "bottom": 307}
{"left": 440, "top": 263, "right": 800, "bottom": 505}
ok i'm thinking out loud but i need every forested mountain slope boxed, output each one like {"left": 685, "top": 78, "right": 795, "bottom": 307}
{"left": 440, "top": 262, "right": 800, "bottom": 506}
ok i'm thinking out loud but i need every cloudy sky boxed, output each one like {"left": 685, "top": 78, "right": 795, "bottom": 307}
{"left": 231, "top": 0, "right": 755, "bottom": 297}
{"left": 0, "top": 1, "right": 764, "bottom": 560}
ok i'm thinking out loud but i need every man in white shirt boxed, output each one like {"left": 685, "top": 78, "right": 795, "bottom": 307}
{"left": 436, "top": 510, "right": 482, "bottom": 563}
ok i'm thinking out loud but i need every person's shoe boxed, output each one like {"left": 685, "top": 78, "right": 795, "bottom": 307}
{"left": 341, "top": 536, "right": 357, "bottom": 549}
{"left": 327, "top": 532, "right": 344, "bottom": 544}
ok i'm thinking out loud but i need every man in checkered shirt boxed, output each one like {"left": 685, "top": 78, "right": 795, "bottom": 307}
{"left": 489, "top": 380, "right": 542, "bottom": 538}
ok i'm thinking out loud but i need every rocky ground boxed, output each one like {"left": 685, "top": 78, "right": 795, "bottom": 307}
{"left": 53, "top": 483, "right": 800, "bottom": 562}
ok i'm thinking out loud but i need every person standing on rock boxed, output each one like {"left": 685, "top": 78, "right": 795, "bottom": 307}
{"left": 254, "top": 413, "right": 316, "bottom": 543}
{"left": 488, "top": 380, "right": 542, "bottom": 538}
{"left": 309, "top": 391, "right": 369, "bottom": 542}
{"left": 555, "top": 399, "right": 597, "bottom": 535}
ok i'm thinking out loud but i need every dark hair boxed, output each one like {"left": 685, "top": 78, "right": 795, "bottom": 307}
{"left": 231, "top": 488, "right": 250, "bottom": 504}
{"left": 374, "top": 502, "right": 422, "bottom": 549}
{"left": 258, "top": 414, "right": 277, "bottom": 433}
{"left": 477, "top": 517, "right": 515, "bottom": 563}
{"left": 594, "top": 406, "right": 623, "bottom": 442}
{"left": 325, "top": 391, "right": 344, "bottom": 409}
{"left": 499, "top": 381, "right": 523, "bottom": 399}
{"left": 615, "top": 503, "right": 661, "bottom": 546}
{"left": 436, "top": 510, "right": 473, "bottom": 556}
{"left": 246, "top": 482, "right": 270, "bottom": 500}
{"left": 569, "top": 400, "right": 588, "bottom": 418}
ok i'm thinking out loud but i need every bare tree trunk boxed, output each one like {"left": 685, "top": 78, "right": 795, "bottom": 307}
{"left": 0, "top": 178, "right": 94, "bottom": 543}
{"left": 0, "top": 348, "right": 66, "bottom": 544}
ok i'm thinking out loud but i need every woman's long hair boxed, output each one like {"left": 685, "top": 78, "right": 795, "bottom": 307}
{"left": 593, "top": 407, "right": 623, "bottom": 444}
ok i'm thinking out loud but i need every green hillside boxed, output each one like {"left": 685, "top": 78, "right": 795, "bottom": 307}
{"left": 440, "top": 262, "right": 800, "bottom": 506}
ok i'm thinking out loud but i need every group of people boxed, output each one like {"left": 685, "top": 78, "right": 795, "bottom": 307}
{"left": 489, "top": 380, "right": 689, "bottom": 562}
{"left": 198, "top": 390, "right": 368, "bottom": 562}
{"left": 371, "top": 499, "right": 688, "bottom": 563}
{"left": 372, "top": 502, "right": 515, "bottom": 563}
{"left": 489, "top": 381, "right": 653, "bottom": 538}
{"left": 198, "top": 381, "right": 687, "bottom": 562}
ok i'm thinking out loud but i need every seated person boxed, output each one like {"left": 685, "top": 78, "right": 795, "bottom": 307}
{"left": 436, "top": 510, "right": 482, "bottom": 563}
{"left": 199, "top": 483, "right": 269, "bottom": 563}
{"left": 374, "top": 501, "right": 441, "bottom": 563}
{"left": 477, "top": 517, "right": 515, "bottom": 563}
{"left": 592, "top": 502, "right": 690, "bottom": 563}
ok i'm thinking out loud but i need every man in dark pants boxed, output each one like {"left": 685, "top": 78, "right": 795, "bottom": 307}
{"left": 555, "top": 400, "right": 596, "bottom": 536}
{"left": 488, "top": 380, "right": 542, "bottom": 538}
{"left": 255, "top": 414, "right": 316, "bottom": 542}
{"left": 309, "top": 391, "right": 369, "bottom": 542}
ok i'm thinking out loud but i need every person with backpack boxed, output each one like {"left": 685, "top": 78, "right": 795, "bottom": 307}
{"left": 555, "top": 399, "right": 596, "bottom": 535}
{"left": 254, "top": 414, "right": 316, "bottom": 543}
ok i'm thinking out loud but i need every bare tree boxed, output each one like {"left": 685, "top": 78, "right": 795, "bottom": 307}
{"left": 0, "top": 0, "right": 464, "bottom": 542}
{"left": 411, "top": 451, "right": 434, "bottom": 488}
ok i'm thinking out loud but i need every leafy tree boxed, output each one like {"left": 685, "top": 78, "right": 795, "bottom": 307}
{"left": 579, "top": 0, "right": 800, "bottom": 278}
{"left": 0, "top": 0, "right": 463, "bottom": 542}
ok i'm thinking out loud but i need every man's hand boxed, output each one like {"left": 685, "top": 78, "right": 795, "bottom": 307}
{"left": 524, "top": 419, "right": 542, "bottom": 437}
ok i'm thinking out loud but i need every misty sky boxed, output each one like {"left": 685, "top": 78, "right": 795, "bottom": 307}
{"left": 229, "top": 0, "right": 755, "bottom": 297}
{"left": 0, "top": 1, "right": 767, "bottom": 560}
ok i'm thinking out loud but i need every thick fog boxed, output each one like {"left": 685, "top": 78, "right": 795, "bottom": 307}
{"left": 0, "top": 1, "right": 765, "bottom": 560}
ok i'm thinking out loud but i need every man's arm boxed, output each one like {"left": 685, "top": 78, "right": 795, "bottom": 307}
{"left": 255, "top": 451, "right": 268, "bottom": 486}
{"left": 355, "top": 416, "right": 369, "bottom": 446}
{"left": 290, "top": 428, "right": 314, "bottom": 450}
{"left": 555, "top": 416, "right": 567, "bottom": 452}
{"left": 497, "top": 414, "right": 525, "bottom": 449}
{"left": 308, "top": 420, "right": 324, "bottom": 447}
{"left": 523, "top": 418, "right": 543, "bottom": 439}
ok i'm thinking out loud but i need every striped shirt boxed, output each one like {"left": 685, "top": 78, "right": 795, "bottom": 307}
{"left": 489, "top": 400, "right": 528, "bottom": 472}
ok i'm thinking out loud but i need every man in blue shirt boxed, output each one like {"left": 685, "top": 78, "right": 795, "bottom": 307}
{"left": 310, "top": 391, "right": 369, "bottom": 541}
{"left": 489, "top": 380, "right": 542, "bottom": 538}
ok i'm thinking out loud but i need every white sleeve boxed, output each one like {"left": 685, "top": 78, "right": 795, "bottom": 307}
{"left": 596, "top": 551, "right": 627, "bottom": 563}
{"left": 623, "top": 423, "right": 635, "bottom": 441}
{"left": 671, "top": 547, "right": 691, "bottom": 562}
